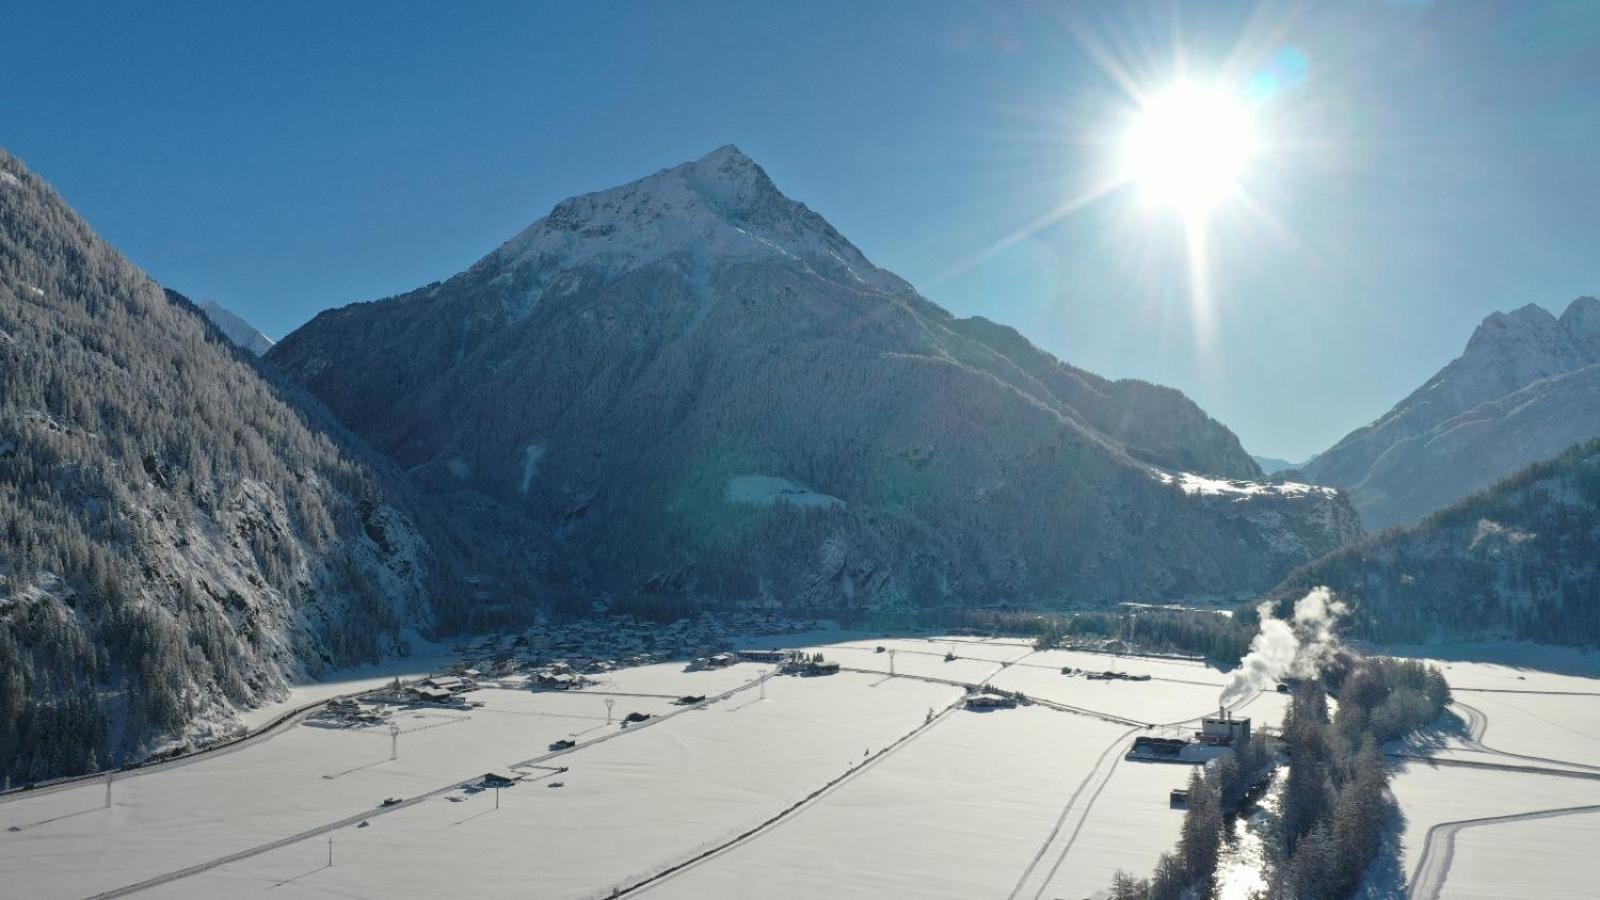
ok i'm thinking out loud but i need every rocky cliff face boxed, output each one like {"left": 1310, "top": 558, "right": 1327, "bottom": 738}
{"left": 0, "top": 148, "right": 443, "bottom": 781}
{"left": 271, "top": 146, "right": 1353, "bottom": 610}
{"left": 1295, "top": 297, "right": 1600, "bottom": 529}
{"left": 1271, "top": 438, "right": 1600, "bottom": 645}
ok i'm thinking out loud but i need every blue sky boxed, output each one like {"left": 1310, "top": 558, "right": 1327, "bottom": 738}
{"left": 3, "top": 1, "right": 1597, "bottom": 461}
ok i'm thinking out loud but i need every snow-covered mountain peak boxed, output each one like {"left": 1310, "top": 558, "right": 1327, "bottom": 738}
{"left": 198, "top": 299, "right": 275, "bottom": 356}
{"left": 1560, "top": 296, "right": 1600, "bottom": 354}
{"left": 489, "top": 146, "right": 910, "bottom": 298}
{"left": 1465, "top": 302, "right": 1560, "bottom": 352}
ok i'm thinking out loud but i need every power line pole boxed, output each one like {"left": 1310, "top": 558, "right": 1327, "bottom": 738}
{"left": 105, "top": 771, "right": 113, "bottom": 809}
{"left": 327, "top": 837, "right": 333, "bottom": 868}
{"left": 495, "top": 786, "right": 500, "bottom": 810}
{"left": 389, "top": 723, "right": 400, "bottom": 761}
{"left": 889, "top": 649, "right": 896, "bottom": 677}
{"left": 605, "top": 698, "right": 615, "bottom": 724}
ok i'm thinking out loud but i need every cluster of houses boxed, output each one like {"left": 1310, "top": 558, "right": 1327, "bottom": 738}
{"left": 366, "top": 672, "right": 483, "bottom": 706}
{"left": 528, "top": 662, "right": 596, "bottom": 691}
{"left": 306, "top": 696, "right": 392, "bottom": 728}
{"left": 1065, "top": 667, "right": 1153, "bottom": 682}
{"left": 686, "top": 652, "right": 738, "bottom": 671}
{"left": 439, "top": 612, "right": 821, "bottom": 686}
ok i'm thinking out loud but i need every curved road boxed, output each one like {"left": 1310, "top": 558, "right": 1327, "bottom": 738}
{"left": 1409, "top": 803, "right": 1600, "bottom": 900}
{"left": 1399, "top": 697, "right": 1600, "bottom": 897}
{"left": 1437, "top": 700, "right": 1600, "bottom": 775}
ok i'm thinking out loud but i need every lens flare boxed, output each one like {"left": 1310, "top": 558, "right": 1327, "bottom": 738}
{"left": 1122, "top": 82, "right": 1257, "bottom": 216}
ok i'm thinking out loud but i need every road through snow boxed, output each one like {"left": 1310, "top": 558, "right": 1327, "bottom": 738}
{"left": 1408, "top": 803, "right": 1600, "bottom": 900}
{"left": 82, "top": 667, "right": 778, "bottom": 897}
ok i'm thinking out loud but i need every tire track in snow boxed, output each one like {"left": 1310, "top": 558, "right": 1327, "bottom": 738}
{"left": 1408, "top": 803, "right": 1600, "bottom": 900}
{"left": 1448, "top": 699, "right": 1600, "bottom": 774}
{"left": 1007, "top": 690, "right": 1266, "bottom": 900}
{"left": 79, "top": 668, "right": 779, "bottom": 897}
{"left": 615, "top": 652, "right": 1036, "bottom": 897}
{"left": 1006, "top": 725, "right": 1142, "bottom": 900}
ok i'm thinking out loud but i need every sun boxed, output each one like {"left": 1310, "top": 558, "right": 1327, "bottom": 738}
{"left": 1122, "top": 82, "right": 1257, "bottom": 217}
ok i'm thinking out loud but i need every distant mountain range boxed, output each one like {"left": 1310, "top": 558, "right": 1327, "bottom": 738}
{"left": 271, "top": 146, "right": 1359, "bottom": 610}
{"left": 197, "top": 298, "right": 274, "bottom": 355}
{"left": 1251, "top": 455, "right": 1300, "bottom": 476}
{"left": 1271, "top": 437, "right": 1600, "bottom": 645}
{"left": 1292, "top": 297, "right": 1600, "bottom": 530}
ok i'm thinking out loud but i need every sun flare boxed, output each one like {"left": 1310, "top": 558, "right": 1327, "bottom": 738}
{"left": 1122, "top": 83, "right": 1257, "bottom": 217}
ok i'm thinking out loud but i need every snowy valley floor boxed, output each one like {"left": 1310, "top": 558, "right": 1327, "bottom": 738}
{"left": 0, "top": 635, "right": 1595, "bottom": 898}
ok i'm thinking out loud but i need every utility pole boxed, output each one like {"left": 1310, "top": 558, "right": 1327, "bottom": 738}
{"left": 389, "top": 723, "right": 400, "bottom": 761}
{"left": 759, "top": 675, "right": 766, "bottom": 700}
{"left": 495, "top": 787, "right": 500, "bottom": 810}
{"left": 105, "top": 771, "right": 113, "bottom": 809}
{"left": 327, "top": 837, "right": 333, "bottom": 868}
{"left": 889, "top": 649, "right": 897, "bottom": 677}
{"left": 605, "top": 698, "right": 615, "bottom": 724}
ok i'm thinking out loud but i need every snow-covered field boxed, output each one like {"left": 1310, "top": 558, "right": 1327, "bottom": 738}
{"left": 0, "top": 634, "right": 1249, "bottom": 900}
{"left": 1384, "top": 653, "right": 1600, "bottom": 900}
{"left": 4, "top": 633, "right": 1595, "bottom": 899}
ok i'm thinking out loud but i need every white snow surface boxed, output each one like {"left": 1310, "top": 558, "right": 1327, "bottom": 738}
{"left": 490, "top": 145, "right": 910, "bottom": 304}
{"left": 7, "top": 636, "right": 1597, "bottom": 899}
{"left": 726, "top": 474, "right": 845, "bottom": 509}
{"left": 1150, "top": 467, "right": 1340, "bottom": 499}
{"left": 197, "top": 299, "right": 275, "bottom": 356}
{"left": 1377, "top": 648, "right": 1600, "bottom": 899}
{"left": 0, "top": 635, "right": 1248, "bottom": 900}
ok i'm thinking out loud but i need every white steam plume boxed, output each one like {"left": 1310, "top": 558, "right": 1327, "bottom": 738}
{"left": 1219, "top": 586, "right": 1347, "bottom": 708}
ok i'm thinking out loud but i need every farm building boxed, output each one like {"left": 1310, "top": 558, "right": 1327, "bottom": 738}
{"left": 412, "top": 685, "right": 453, "bottom": 704}
{"left": 738, "top": 649, "right": 791, "bottom": 663}
{"left": 964, "top": 692, "right": 1018, "bottom": 710}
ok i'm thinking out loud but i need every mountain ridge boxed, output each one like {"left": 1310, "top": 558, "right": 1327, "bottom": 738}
{"left": 1293, "top": 295, "right": 1600, "bottom": 529}
{"left": 272, "top": 146, "right": 1354, "bottom": 610}
{"left": 197, "top": 298, "right": 275, "bottom": 355}
{"left": 1271, "top": 436, "right": 1600, "bottom": 645}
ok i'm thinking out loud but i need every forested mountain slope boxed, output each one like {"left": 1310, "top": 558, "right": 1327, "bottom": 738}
{"left": 1270, "top": 438, "right": 1600, "bottom": 645}
{"left": 0, "top": 149, "right": 447, "bottom": 782}
{"left": 1294, "top": 298, "right": 1600, "bottom": 529}
{"left": 272, "top": 146, "right": 1357, "bottom": 610}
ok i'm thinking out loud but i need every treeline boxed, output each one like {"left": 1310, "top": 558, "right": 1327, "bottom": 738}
{"left": 1014, "top": 607, "right": 1254, "bottom": 666}
{"left": 1273, "top": 658, "right": 1447, "bottom": 898}
{"left": 1108, "top": 732, "right": 1276, "bottom": 900}
{"left": 1108, "top": 656, "right": 1449, "bottom": 899}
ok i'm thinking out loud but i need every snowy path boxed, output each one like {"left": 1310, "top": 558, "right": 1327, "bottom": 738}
{"left": 1387, "top": 754, "right": 1600, "bottom": 782}
{"left": 617, "top": 652, "right": 1029, "bottom": 896}
{"left": 81, "top": 667, "right": 778, "bottom": 897}
{"left": 1006, "top": 724, "right": 1142, "bottom": 900}
{"left": 1010, "top": 689, "right": 1268, "bottom": 900}
{"left": 1408, "top": 803, "right": 1600, "bottom": 900}
{"left": 1397, "top": 691, "right": 1600, "bottom": 897}
{"left": 1450, "top": 699, "right": 1600, "bottom": 773}
{"left": 3, "top": 689, "right": 370, "bottom": 807}
{"left": 614, "top": 697, "right": 967, "bottom": 897}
